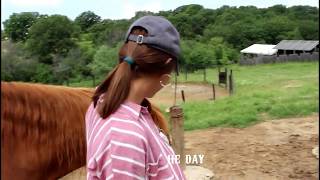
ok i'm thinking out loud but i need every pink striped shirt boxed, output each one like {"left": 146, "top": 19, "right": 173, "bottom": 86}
{"left": 85, "top": 99, "right": 186, "bottom": 180}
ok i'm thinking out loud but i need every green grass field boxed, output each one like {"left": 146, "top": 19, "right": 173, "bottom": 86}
{"left": 178, "top": 62, "right": 319, "bottom": 130}
{"left": 70, "top": 62, "right": 319, "bottom": 130}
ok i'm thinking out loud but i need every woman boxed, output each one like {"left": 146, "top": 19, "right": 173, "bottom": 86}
{"left": 85, "top": 16, "right": 186, "bottom": 179}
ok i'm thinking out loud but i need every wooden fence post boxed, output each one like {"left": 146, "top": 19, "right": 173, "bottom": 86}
{"left": 212, "top": 83, "right": 215, "bottom": 100}
{"left": 181, "top": 90, "right": 185, "bottom": 103}
{"left": 225, "top": 68, "right": 228, "bottom": 89}
{"left": 170, "top": 106, "right": 185, "bottom": 170}
{"left": 229, "top": 69, "right": 233, "bottom": 95}
{"left": 218, "top": 67, "right": 221, "bottom": 86}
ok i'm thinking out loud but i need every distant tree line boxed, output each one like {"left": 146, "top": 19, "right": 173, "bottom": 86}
{"left": 1, "top": 4, "right": 319, "bottom": 84}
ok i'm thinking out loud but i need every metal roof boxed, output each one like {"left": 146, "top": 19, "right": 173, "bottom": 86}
{"left": 273, "top": 40, "right": 319, "bottom": 51}
{"left": 240, "top": 44, "right": 278, "bottom": 55}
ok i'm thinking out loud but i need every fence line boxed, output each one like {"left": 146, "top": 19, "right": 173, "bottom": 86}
{"left": 239, "top": 52, "right": 319, "bottom": 65}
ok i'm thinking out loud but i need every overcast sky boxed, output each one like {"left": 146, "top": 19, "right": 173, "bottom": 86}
{"left": 1, "top": 0, "right": 319, "bottom": 28}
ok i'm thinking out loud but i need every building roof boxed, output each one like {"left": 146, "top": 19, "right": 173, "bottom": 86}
{"left": 274, "top": 40, "right": 319, "bottom": 51}
{"left": 240, "top": 44, "right": 278, "bottom": 55}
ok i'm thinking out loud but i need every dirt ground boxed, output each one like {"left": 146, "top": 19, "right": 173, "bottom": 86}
{"left": 184, "top": 114, "right": 319, "bottom": 180}
{"left": 61, "top": 114, "right": 318, "bottom": 180}
{"left": 148, "top": 82, "right": 229, "bottom": 107}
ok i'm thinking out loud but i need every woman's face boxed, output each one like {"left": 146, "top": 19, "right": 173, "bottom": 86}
{"left": 136, "top": 57, "right": 175, "bottom": 98}
{"left": 145, "top": 72, "right": 173, "bottom": 98}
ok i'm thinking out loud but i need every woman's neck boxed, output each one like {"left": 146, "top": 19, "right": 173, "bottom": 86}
{"left": 126, "top": 82, "right": 145, "bottom": 105}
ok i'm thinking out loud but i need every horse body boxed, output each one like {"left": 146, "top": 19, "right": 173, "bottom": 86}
{"left": 1, "top": 82, "right": 94, "bottom": 180}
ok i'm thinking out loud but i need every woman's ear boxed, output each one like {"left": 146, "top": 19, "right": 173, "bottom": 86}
{"left": 159, "top": 73, "right": 172, "bottom": 87}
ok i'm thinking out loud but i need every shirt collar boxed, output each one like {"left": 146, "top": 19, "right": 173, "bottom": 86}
{"left": 120, "top": 98, "right": 150, "bottom": 120}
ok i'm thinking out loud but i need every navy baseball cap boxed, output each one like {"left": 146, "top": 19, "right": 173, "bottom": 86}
{"left": 125, "top": 16, "right": 181, "bottom": 75}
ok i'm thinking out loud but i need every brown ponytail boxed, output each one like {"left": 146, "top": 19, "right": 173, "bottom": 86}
{"left": 92, "top": 27, "right": 176, "bottom": 139}
{"left": 92, "top": 61, "right": 132, "bottom": 119}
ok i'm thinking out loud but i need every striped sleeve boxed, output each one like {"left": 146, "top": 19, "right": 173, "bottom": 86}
{"left": 93, "top": 124, "right": 147, "bottom": 180}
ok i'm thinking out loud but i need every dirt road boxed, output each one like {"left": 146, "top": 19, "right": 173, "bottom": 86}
{"left": 184, "top": 114, "right": 319, "bottom": 180}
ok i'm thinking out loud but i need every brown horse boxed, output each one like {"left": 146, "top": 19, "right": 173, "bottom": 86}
{"left": 1, "top": 81, "right": 169, "bottom": 179}
{"left": 1, "top": 82, "right": 94, "bottom": 180}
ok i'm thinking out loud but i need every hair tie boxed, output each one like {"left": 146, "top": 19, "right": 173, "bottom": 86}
{"left": 123, "top": 56, "right": 134, "bottom": 65}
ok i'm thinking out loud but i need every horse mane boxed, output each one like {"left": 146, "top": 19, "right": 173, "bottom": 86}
{"left": 1, "top": 81, "right": 94, "bottom": 168}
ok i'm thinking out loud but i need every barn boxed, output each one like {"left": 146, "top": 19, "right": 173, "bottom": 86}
{"left": 274, "top": 40, "right": 319, "bottom": 55}
{"left": 239, "top": 40, "right": 319, "bottom": 65}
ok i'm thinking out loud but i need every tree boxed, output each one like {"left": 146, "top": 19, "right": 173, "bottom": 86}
{"left": 75, "top": 11, "right": 101, "bottom": 32}
{"left": 288, "top": 6, "right": 319, "bottom": 21}
{"left": 268, "top": 4, "right": 287, "bottom": 15}
{"left": 262, "top": 16, "right": 295, "bottom": 44}
{"left": 3, "top": 12, "right": 39, "bottom": 42}
{"left": 51, "top": 55, "right": 73, "bottom": 85}
{"left": 66, "top": 33, "right": 97, "bottom": 79}
{"left": 31, "top": 63, "right": 56, "bottom": 83}
{"left": 167, "top": 4, "right": 208, "bottom": 38}
{"left": 132, "top": 11, "right": 155, "bottom": 20}
{"left": 298, "top": 20, "right": 319, "bottom": 40}
{"left": 88, "top": 19, "right": 130, "bottom": 46}
{"left": 88, "top": 44, "right": 119, "bottom": 77}
{"left": 25, "top": 15, "right": 80, "bottom": 64}
{"left": 182, "top": 41, "right": 216, "bottom": 71}
{"left": 2, "top": 4, "right": 319, "bottom": 83}
{"left": 1, "top": 41, "right": 37, "bottom": 81}
{"left": 286, "top": 28, "right": 303, "bottom": 39}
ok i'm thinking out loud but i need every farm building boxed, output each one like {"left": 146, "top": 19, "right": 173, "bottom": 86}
{"left": 274, "top": 40, "right": 319, "bottom": 55}
{"left": 239, "top": 44, "right": 278, "bottom": 65}
{"left": 240, "top": 44, "right": 278, "bottom": 57}
{"left": 239, "top": 40, "right": 319, "bottom": 65}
